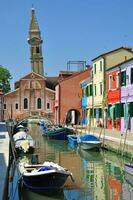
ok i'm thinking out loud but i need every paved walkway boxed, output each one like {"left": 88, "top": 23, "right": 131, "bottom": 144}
{"left": 74, "top": 126, "right": 133, "bottom": 146}
{"left": 0, "top": 124, "right": 9, "bottom": 200}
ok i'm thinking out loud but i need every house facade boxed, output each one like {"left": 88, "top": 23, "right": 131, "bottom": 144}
{"left": 92, "top": 47, "right": 133, "bottom": 127}
{"left": 106, "top": 66, "right": 121, "bottom": 130}
{"left": 0, "top": 90, "right": 4, "bottom": 121}
{"left": 4, "top": 72, "right": 55, "bottom": 121}
{"left": 81, "top": 76, "right": 93, "bottom": 125}
{"left": 120, "top": 59, "right": 133, "bottom": 133}
{"left": 55, "top": 69, "right": 91, "bottom": 125}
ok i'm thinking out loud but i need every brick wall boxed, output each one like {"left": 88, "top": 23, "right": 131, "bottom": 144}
{"left": 59, "top": 69, "right": 91, "bottom": 124}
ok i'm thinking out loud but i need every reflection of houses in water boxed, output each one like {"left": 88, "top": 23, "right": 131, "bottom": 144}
{"left": 84, "top": 162, "right": 106, "bottom": 200}
{"left": 55, "top": 152, "right": 83, "bottom": 189}
{"left": 108, "top": 176, "right": 122, "bottom": 200}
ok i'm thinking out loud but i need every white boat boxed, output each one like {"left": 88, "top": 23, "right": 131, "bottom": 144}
{"left": 19, "top": 161, "right": 74, "bottom": 191}
{"left": 77, "top": 134, "right": 101, "bottom": 150}
{"left": 13, "top": 131, "right": 35, "bottom": 153}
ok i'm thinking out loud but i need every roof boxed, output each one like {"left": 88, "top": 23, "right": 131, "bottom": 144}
{"left": 58, "top": 69, "right": 90, "bottom": 84}
{"left": 92, "top": 46, "right": 133, "bottom": 61}
{"left": 29, "top": 8, "right": 40, "bottom": 32}
{"left": 106, "top": 57, "right": 133, "bottom": 72}
{"left": 46, "top": 77, "right": 59, "bottom": 90}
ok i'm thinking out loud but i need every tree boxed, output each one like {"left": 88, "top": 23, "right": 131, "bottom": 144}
{"left": 0, "top": 66, "right": 12, "bottom": 93}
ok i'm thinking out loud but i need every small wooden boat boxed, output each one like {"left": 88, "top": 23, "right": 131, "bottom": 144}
{"left": 77, "top": 134, "right": 101, "bottom": 150}
{"left": 43, "top": 126, "right": 75, "bottom": 140}
{"left": 67, "top": 134, "right": 78, "bottom": 146}
{"left": 13, "top": 131, "right": 35, "bottom": 153}
{"left": 19, "top": 161, "right": 74, "bottom": 191}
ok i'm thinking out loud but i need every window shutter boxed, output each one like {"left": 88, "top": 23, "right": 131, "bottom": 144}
{"left": 131, "top": 68, "right": 133, "bottom": 84}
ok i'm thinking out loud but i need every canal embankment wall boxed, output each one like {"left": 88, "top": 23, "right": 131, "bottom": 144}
{"left": 0, "top": 128, "right": 10, "bottom": 200}
{"left": 74, "top": 126, "right": 133, "bottom": 159}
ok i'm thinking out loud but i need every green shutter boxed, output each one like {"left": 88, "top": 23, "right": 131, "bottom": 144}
{"left": 115, "top": 103, "right": 124, "bottom": 118}
{"left": 86, "top": 86, "right": 88, "bottom": 97}
{"left": 90, "top": 109, "right": 93, "bottom": 117}
{"left": 100, "top": 61, "right": 102, "bottom": 72}
{"left": 89, "top": 84, "right": 93, "bottom": 96}
{"left": 131, "top": 68, "right": 133, "bottom": 84}
{"left": 129, "top": 102, "right": 133, "bottom": 117}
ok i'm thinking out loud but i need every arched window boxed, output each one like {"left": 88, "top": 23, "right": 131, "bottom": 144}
{"left": 24, "top": 98, "right": 28, "bottom": 109}
{"left": 37, "top": 98, "right": 41, "bottom": 109}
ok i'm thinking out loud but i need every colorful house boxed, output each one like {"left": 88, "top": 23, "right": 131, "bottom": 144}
{"left": 92, "top": 47, "right": 133, "bottom": 127}
{"left": 106, "top": 57, "right": 133, "bottom": 133}
{"left": 55, "top": 69, "right": 91, "bottom": 125}
{"left": 106, "top": 65, "right": 121, "bottom": 130}
{"left": 120, "top": 58, "right": 133, "bottom": 133}
{"left": 81, "top": 76, "right": 93, "bottom": 125}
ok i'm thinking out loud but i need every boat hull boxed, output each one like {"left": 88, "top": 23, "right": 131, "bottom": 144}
{"left": 22, "top": 172, "right": 69, "bottom": 191}
{"left": 79, "top": 141, "right": 101, "bottom": 150}
{"left": 67, "top": 135, "right": 78, "bottom": 146}
{"left": 43, "top": 128, "right": 74, "bottom": 140}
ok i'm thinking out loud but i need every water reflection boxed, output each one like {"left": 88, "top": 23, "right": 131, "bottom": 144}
{"left": 9, "top": 124, "right": 133, "bottom": 200}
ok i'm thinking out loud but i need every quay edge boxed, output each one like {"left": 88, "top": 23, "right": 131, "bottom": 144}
{"left": 74, "top": 126, "right": 133, "bottom": 159}
{"left": 0, "top": 122, "right": 10, "bottom": 200}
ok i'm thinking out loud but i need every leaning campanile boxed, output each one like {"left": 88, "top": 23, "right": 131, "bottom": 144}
{"left": 28, "top": 7, "right": 44, "bottom": 75}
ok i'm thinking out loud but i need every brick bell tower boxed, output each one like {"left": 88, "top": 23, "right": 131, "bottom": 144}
{"left": 28, "top": 7, "right": 44, "bottom": 75}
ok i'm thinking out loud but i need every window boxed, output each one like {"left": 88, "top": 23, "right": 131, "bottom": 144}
{"left": 109, "top": 75, "right": 113, "bottom": 90}
{"left": 94, "top": 85, "right": 97, "bottom": 96}
{"left": 47, "top": 103, "right": 50, "bottom": 109}
{"left": 121, "top": 71, "right": 126, "bottom": 86}
{"left": 37, "top": 98, "right": 41, "bottom": 109}
{"left": 24, "top": 98, "right": 28, "bottom": 109}
{"left": 36, "top": 47, "right": 40, "bottom": 53}
{"left": 100, "top": 61, "right": 102, "bottom": 72}
{"left": 131, "top": 68, "right": 133, "bottom": 84}
{"left": 117, "top": 73, "right": 121, "bottom": 88}
{"left": 89, "top": 84, "right": 93, "bottom": 96}
{"left": 86, "top": 86, "right": 89, "bottom": 97}
{"left": 94, "top": 63, "right": 96, "bottom": 74}
{"left": 100, "top": 82, "right": 103, "bottom": 95}
{"left": 15, "top": 103, "right": 18, "bottom": 109}
{"left": 4, "top": 104, "right": 6, "bottom": 110}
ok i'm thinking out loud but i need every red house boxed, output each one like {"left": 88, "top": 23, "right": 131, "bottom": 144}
{"left": 55, "top": 69, "right": 91, "bottom": 125}
{"left": 106, "top": 66, "right": 121, "bottom": 130}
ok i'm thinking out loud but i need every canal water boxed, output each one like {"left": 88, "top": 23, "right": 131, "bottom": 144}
{"left": 9, "top": 124, "right": 133, "bottom": 200}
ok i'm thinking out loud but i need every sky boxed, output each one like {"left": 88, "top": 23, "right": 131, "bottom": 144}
{"left": 0, "top": 0, "right": 133, "bottom": 89}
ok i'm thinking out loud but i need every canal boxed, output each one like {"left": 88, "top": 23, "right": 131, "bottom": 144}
{"left": 9, "top": 123, "right": 133, "bottom": 200}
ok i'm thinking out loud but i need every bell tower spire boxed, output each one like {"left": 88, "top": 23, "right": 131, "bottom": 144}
{"left": 28, "top": 7, "right": 44, "bottom": 75}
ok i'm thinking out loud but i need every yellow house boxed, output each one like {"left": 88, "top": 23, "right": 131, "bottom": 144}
{"left": 92, "top": 46, "right": 133, "bottom": 127}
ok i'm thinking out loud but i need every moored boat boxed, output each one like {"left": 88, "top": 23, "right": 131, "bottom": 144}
{"left": 43, "top": 126, "right": 75, "bottom": 140}
{"left": 67, "top": 134, "right": 78, "bottom": 146}
{"left": 77, "top": 134, "right": 101, "bottom": 150}
{"left": 19, "top": 161, "right": 74, "bottom": 191}
{"left": 13, "top": 131, "right": 35, "bottom": 153}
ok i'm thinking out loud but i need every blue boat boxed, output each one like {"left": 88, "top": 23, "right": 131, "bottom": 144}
{"left": 67, "top": 135, "right": 78, "bottom": 146}
{"left": 77, "top": 134, "right": 101, "bottom": 150}
{"left": 43, "top": 126, "right": 75, "bottom": 140}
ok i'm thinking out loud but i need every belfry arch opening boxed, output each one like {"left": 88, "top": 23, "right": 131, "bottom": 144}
{"left": 65, "top": 109, "right": 80, "bottom": 125}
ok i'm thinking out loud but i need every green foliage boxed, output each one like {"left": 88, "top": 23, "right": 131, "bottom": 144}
{"left": 0, "top": 66, "right": 12, "bottom": 93}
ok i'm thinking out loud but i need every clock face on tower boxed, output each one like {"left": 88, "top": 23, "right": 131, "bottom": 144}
{"left": 28, "top": 37, "right": 42, "bottom": 45}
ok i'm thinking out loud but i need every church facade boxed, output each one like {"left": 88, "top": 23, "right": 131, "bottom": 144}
{"left": 3, "top": 8, "right": 56, "bottom": 121}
